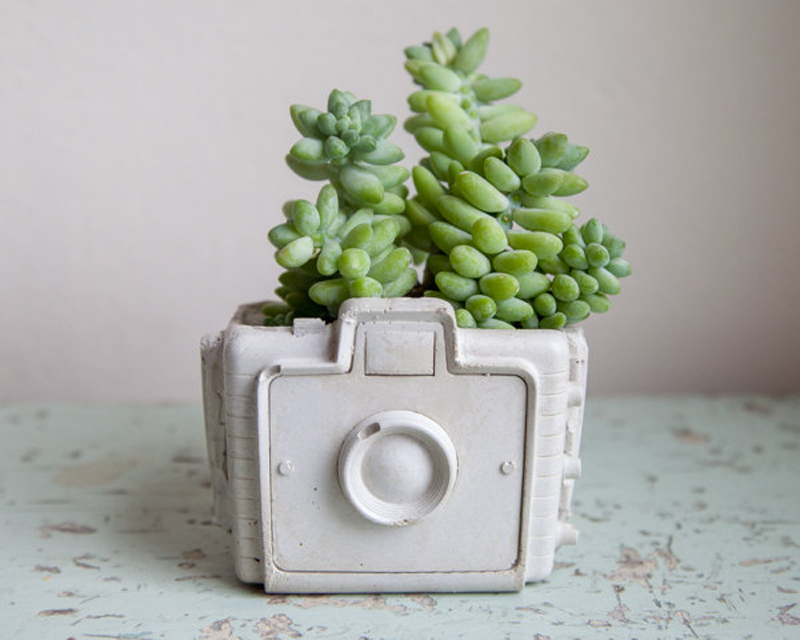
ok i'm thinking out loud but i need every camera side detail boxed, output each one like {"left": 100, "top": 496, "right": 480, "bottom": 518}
{"left": 201, "top": 298, "right": 587, "bottom": 593}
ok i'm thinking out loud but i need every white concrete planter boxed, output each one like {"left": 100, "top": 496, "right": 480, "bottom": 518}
{"left": 201, "top": 297, "right": 588, "bottom": 593}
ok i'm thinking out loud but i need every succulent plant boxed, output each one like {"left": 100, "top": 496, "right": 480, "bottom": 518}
{"left": 400, "top": 27, "right": 631, "bottom": 329}
{"left": 264, "top": 27, "right": 630, "bottom": 329}
{"left": 264, "top": 90, "right": 416, "bottom": 325}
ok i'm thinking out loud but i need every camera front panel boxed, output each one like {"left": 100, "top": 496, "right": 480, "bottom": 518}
{"left": 267, "top": 366, "right": 527, "bottom": 574}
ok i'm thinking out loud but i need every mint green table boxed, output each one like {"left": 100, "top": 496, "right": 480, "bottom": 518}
{"left": 2, "top": 397, "right": 798, "bottom": 639}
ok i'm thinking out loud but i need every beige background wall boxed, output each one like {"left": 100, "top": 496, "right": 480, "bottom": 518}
{"left": 2, "top": 0, "right": 799, "bottom": 401}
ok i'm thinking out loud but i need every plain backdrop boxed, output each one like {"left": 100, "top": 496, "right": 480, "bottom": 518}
{"left": 1, "top": 0, "right": 799, "bottom": 402}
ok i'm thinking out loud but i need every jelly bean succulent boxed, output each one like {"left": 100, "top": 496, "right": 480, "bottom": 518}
{"left": 264, "top": 27, "right": 630, "bottom": 329}
{"left": 265, "top": 90, "right": 416, "bottom": 324}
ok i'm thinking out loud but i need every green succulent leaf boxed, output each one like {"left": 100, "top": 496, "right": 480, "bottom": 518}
{"left": 472, "top": 77, "right": 522, "bottom": 102}
{"left": 340, "top": 165, "right": 384, "bottom": 204}
{"left": 480, "top": 111, "right": 538, "bottom": 144}
{"left": 454, "top": 28, "right": 489, "bottom": 73}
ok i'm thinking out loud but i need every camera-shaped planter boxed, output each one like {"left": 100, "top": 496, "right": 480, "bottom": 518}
{"left": 201, "top": 297, "right": 587, "bottom": 593}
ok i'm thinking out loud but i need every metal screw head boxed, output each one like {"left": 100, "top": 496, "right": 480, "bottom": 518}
{"left": 277, "top": 460, "right": 294, "bottom": 476}
{"left": 500, "top": 461, "right": 515, "bottom": 475}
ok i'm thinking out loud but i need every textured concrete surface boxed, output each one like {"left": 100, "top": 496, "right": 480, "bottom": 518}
{"left": 1, "top": 396, "right": 798, "bottom": 638}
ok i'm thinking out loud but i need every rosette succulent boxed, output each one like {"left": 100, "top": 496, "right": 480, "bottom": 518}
{"left": 264, "top": 27, "right": 631, "bottom": 329}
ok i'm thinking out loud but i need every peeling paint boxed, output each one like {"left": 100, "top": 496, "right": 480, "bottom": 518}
{"left": 408, "top": 594, "right": 437, "bottom": 612}
{"left": 587, "top": 619, "right": 611, "bottom": 628}
{"left": 675, "top": 609, "right": 699, "bottom": 638}
{"left": 774, "top": 603, "right": 800, "bottom": 625}
{"left": 609, "top": 603, "right": 631, "bottom": 623}
{"left": 173, "top": 574, "right": 221, "bottom": 582}
{"left": 605, "top": 546, "right": 658, "bottom": 589}
{"left": 716, "top": 593, "right": 740, "bottom": 613}
{"left": 82, "top": 632, "right": 157, "bottom": 639}
{"left": 33, "top": 564, "right": 61, "bottom": 573}
{"left": 653, "top": 536, "right": 679, "bottom": 571}
{"left": 739, "top": 556, "right": 790, "bottom": 567}
{"left": 37, "top": 608, "right": 78, "bottom": 616}
{"left": 73, "top": 554, "right": 101, "bottom": 570}
{"left": 255, "top": 614, "right": 303, "bottom": 639}
{"left": 39, "top": 522, "right": 97, "bottom": 538}
{"left": 270, "top": 594, "right": 412, "bottom": 615}
{"left": 198, "top": 619, "right": 243, "bottom": 640}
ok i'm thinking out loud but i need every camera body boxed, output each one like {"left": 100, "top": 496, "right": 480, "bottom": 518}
{"left": 201, "top": 298, "right": 587, "bottom": 593}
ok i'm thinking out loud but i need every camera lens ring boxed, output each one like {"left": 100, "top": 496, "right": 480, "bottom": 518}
{"left": 338, "top": 410, "right": 458, "bottom": 526}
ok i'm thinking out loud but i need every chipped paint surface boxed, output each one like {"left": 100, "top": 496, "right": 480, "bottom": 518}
{"left": 1, "top": 398, "right": 798, "bottom": 638}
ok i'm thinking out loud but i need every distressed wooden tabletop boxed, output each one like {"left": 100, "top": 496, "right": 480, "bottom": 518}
{"left": 1, "top": 396, "right": 798, "bottom": 639}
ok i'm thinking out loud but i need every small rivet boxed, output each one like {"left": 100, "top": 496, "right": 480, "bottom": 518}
{"left": 277, "top": 460, "right": 294, "bottom": 476}
{"left": 500, "top": 461, "right": 515, "bottom": 475}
